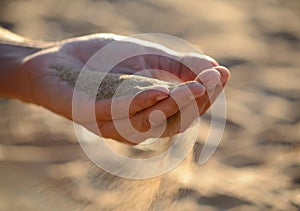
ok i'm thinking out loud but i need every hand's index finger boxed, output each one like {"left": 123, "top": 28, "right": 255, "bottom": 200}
{"left": 95, "top": 87, "right": 169, "bottom": 122}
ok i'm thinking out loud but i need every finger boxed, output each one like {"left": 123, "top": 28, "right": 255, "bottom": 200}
{"left": 96, "top": 82, "right": 205, "bottom": 143}
{"left": 200, "top": 84, "right": 224, "bottom": 115}
{"left": 161, "top": 102, "right": 200, "bottom": 137}
{"left": 129, "top": 82, "right": 205, "bottom": 132}
{"left": 195, "top": 68, "right": 221, "bottom": 89}
{"left": 98, "top": 99, "right": 199, "bottom": 144}
{"left": 78, "top": 120, "right": 136, "bottom": 145}
{"left": 196, "top": 93, "right": 210, "bottom": 115}
{"left": 197, "top": 66, "right": 230, "bottom": 115}
{"left": 178, "top": 53, "right": 216, "bottom": 76}
{"left": 95, "top": 87, "right": 169, "bottom": 121}
{"left": 142, "top": 54, "right": 215, "bottom": 82}
{"left": 146, "top": 96, "right": 201, "bottom": 138}
{"left": 128, "top": 87, "right": 170, "bottom": 116}
{"left": 97, "top": 119, "right": 139, "bottom": 145}
{"left": 97, "top": 83, "right": 204, "bottom": 144}
{"left": 98, "top": 117, "right": 168, "bottom": 145}
{"left": 191, "top": 68, "right": 220, "bottom": 115}
{"left": 215, "top": 66, "right": 230, "bottom": 87}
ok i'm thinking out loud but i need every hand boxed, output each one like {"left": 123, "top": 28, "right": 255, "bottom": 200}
{"left": 16, "top": 34, "right": 229, "bottom": 144}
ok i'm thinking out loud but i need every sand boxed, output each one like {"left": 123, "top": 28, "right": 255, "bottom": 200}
{"left": 0, "top": 0, "right": 299, "bottom": 210}
{"left": 54, "top": 66, "right": 177, "bottom": 100}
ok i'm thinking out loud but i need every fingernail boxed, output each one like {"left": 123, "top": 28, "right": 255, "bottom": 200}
{"left": 214, "top": 66, "right": 230, "bottom": 84}
{"left": 196, "top": 68, "right": 221, "bottom": 90}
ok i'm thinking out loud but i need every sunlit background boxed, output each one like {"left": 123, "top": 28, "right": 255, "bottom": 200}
{"left": 0, "top": 0, "right": 299, "bottom": 210}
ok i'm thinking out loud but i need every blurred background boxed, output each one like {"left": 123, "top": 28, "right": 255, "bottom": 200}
{"left": 0, "top": 0, "right": 299, "bottom": 210}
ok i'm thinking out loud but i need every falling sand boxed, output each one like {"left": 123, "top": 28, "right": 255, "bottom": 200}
{"left": 51, "top": 66, "right": 196, "bottom": 210}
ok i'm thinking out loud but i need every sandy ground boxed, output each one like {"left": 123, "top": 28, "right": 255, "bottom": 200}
{"left": 0, "top": 0, "right": 300, "bottom": 210}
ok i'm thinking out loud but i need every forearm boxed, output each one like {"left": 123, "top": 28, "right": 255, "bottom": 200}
{"left": 0, "top": 28, "right": 49, "bottom": 98}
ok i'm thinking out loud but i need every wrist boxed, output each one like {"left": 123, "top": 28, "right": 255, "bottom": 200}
{"left": 0, "top": 43, "right": 40, "bottom": 99}
{"left": 0, "top": 27, "right": 56, "bottom": 100}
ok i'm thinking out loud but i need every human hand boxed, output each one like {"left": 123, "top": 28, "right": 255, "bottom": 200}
{"left": 16, "top": 34, "right": 229, "bottom": 144}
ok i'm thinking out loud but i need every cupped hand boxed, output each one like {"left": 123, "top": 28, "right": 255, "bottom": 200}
{"left": 17, "top": 34, "right": 229, "bottom": 144}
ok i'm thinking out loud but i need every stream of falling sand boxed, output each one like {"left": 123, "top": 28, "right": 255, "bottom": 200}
{"left": 43, "top": 66, "right": 198, "bottom": 210}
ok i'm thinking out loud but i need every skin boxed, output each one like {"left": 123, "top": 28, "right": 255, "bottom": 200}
{"left": 0, "top": 28, "right": 230, "bottom": 144}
